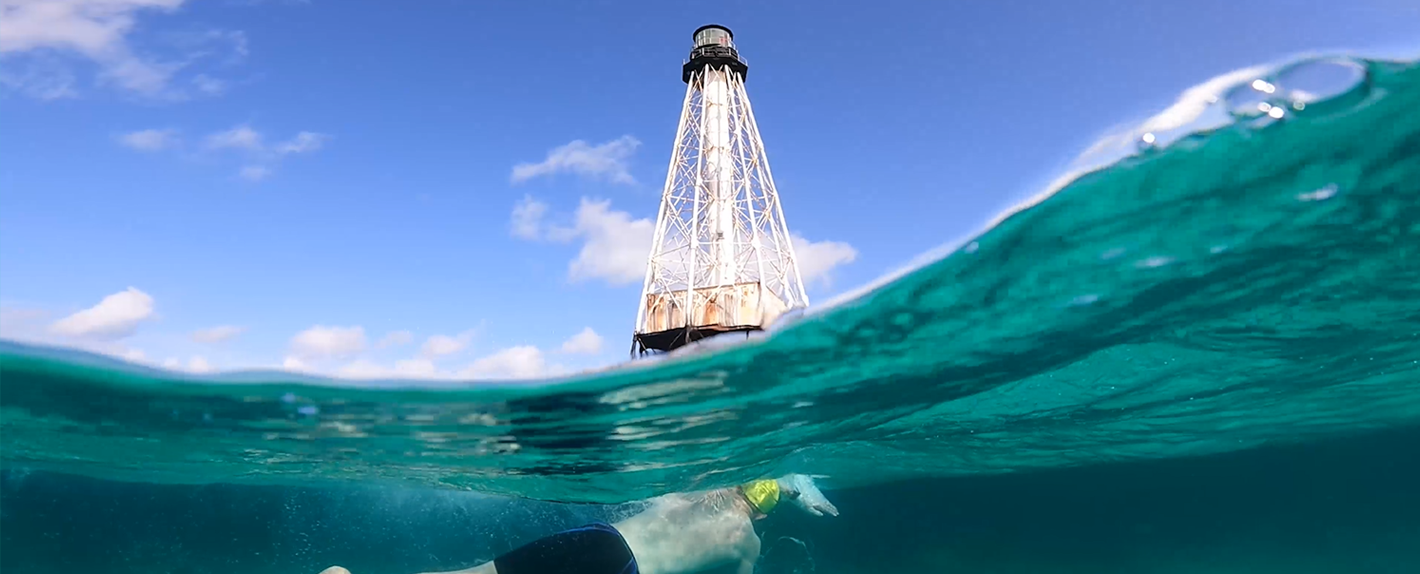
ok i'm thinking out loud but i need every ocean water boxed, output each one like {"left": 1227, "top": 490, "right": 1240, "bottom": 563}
{"left": 2, "top": 54, "right": 1419, "bottom": 574}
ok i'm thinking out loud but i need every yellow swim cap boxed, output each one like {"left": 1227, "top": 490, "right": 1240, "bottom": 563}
{"left": 739, "top": 479, "right": 780, "bottom": 515}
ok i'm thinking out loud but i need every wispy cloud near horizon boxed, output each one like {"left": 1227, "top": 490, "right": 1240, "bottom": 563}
{"left": 511, "top": 136, "right": 641, "bottom": 185}
{"left": 0, "top": 0, "right": 249, "bottom": 100}
{"left": 116, "top": 123, "right": 330, "bottom": 181}
{"left": 118, "top": 128, "right": 179, "bottom": 151}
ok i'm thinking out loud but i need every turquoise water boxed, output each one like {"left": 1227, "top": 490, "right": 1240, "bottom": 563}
{"left": 2, "top": 55, "right": 1418, "bottom": 509}
{"left": 4, "top": 54, "right": 1420, "bottom": 574}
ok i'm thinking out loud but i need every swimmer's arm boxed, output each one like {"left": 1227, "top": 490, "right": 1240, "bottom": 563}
{"left": 412, "top": 563, "right": 498, "bottom": 574}
{"left": 318, "top": 566, "right": 497, "bottom": 574}
{"left": 735, "top": 528, "right": 761, "bottom": 574}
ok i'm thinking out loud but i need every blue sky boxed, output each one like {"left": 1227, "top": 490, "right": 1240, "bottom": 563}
{"left": 1, "top": 0, "right": 1416, "bottom": 379}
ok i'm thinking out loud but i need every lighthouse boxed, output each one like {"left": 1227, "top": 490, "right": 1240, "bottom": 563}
{"left": 632, "top": 25, "right": 809, "bottom": 355}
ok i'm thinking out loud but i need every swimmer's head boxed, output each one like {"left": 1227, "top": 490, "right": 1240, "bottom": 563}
{"left": 776, "top": 474, "right": 839, "bottom": 517}
{"left": 739, "top": 479, "right": 781, "bottom": 515}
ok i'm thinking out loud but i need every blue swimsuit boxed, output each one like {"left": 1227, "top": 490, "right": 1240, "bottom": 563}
{"left": 492, "top": 522, "right": 639, "bottom": 574}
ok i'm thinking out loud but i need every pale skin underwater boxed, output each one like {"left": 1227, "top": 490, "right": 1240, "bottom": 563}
{"left": 317, "top": 474, "right": 839, "bottom": 574}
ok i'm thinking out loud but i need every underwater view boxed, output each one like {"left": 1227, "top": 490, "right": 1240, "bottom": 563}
{"left": 3, "top": 48, "right": 1419, "bottom": 573}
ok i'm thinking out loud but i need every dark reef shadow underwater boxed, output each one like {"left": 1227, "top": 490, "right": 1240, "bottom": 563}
{"left": 4, "top": 424, "right": 1419, "bottom": 574}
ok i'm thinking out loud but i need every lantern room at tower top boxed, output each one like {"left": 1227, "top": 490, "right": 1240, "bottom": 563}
{"left": 683, "top": 24, "right": 749, "bottom": 83}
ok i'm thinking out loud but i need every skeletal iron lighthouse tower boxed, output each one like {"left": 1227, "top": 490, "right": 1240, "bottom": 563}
{"left": 632, "top": 24, "right": 809, "bottom": 356}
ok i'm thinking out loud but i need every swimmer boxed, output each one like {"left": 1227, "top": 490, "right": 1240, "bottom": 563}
{"left": 317, "top": 473, "right": 838, "bottom": 574}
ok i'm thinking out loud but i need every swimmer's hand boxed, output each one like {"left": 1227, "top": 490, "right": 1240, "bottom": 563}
{"left": 799, "top": 495, "right": 839, "bottom": 517}
{"left": 779, "top": 474, "right": 840, "bottom": 517}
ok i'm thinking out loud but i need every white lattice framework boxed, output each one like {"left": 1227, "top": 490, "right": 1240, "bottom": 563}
{"left": 633, "top": 62, "right": 809, "bottom": 349}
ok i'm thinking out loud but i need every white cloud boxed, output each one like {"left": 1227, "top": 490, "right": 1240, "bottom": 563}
{"left": 791, "top": 234, "right": 858, "bottom": 287}
{"left": 48, "top": 287, "right": 155, "bottom": 340}
{"left": 0, "top": 306, "right": 49, "bottom": 338}
{"left": 6, "top": 298, "right": 595, "bottom": 382}
{"left": 203, "top": 125, "right": 328, "bottom": 180}
{"left": 517, "top": 198, "right": 853, "bottom": 290}
{"left": 560, "top": 327, "right": 603, "bottom": 355}
{"left": 118, "top": 128, "right": 177, "bottom": 151}
{"left": 187, "top": 355, "right": 213, "bottom": 373}
{"left": 191, "top": 73, "right": 224, "bottom": 95}
{"left": 557, "top": 198, "right": 655, "bottom": 286}
{"left": 154, "top": 355, "right": 213, "bottom": 373}
{"left": 510, "top": 194, "right": 549, "bottom": 240}
{"left": 182, "top": 29, "right": 247, "bottom": 62}
{"left": 377, "top": 330, "right": 414, "bottom": 348}
{"left": 97, "top": 53, "right": 175, "bottom": 93}
{"left": 338, "top": 357, "right": 440, "bottom": 380}
{"left": 0, "top": 0, "right": 178, "bottom": 56}
{"left": 2, "top": 304, "right": 178, "bottom": 370}
{"left": 511, "top": 135, "right": 640, "bottom": 185}
{"left": 207, "top": 125, "right": 328, "bottom": 155}
{"left": 191, "top": 325, "right": 244, "bottom": 343}
{"left": 421, "top": 330, "right": 475, "bottom": 358}
{"left": 459, "top": 345, "right": 550, "bottom": 380}
{"left": 336, "top": 359, "right": 389, "bottom": 379}
{"left": 394, "top": 358, "right": 438, "bottom": 376}
{"left": 290, "top": 325, "right": 366, "bottom": 359}
{"left": 330, "top": 350, "right": 571, "bottom": 381}
{"left": 0, "top": 0, "right": 183, "bottom": 94}
{"left": 0, "top": 55, "right": 78, "bottom": 100}
{"left": 239, "top": 165, "right": 272, "bottom": 181}
{"left": 0, "top": 0, "right": 245, "bottom": 99}
{"left": 206, "top": 125, "right": 264, "bottom": 151}
{"left": 274, "top": 131, "right": 328, "bottom": 154}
